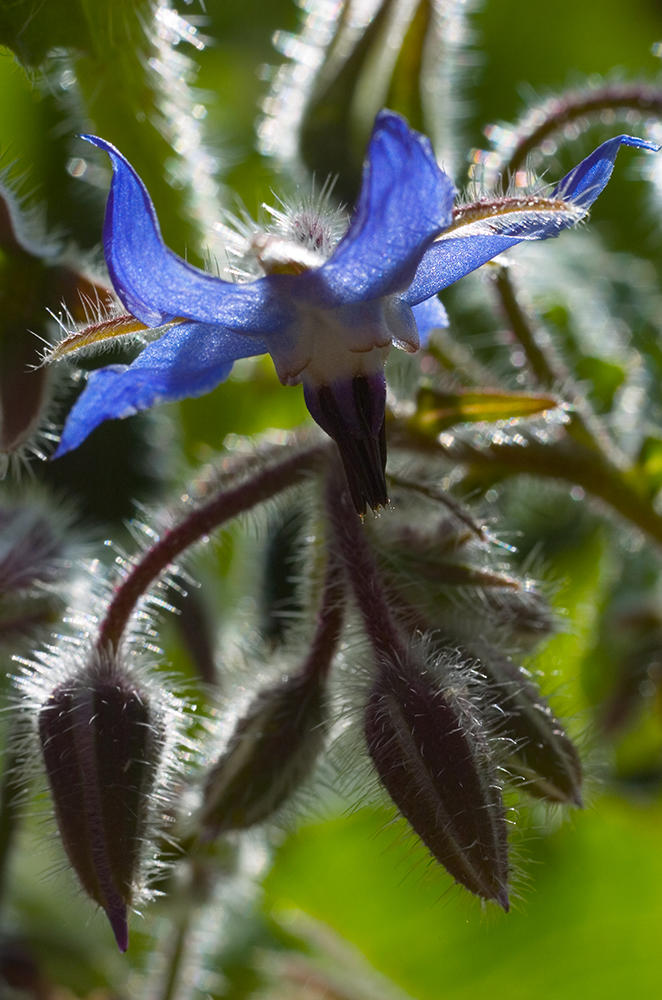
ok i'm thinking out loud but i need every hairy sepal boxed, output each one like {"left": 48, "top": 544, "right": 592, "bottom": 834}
{"left": 37, "top": 653, "right": 166, "bottom": 951}
{"left": 364, "top": 649, "right": 509, "bottom": 908}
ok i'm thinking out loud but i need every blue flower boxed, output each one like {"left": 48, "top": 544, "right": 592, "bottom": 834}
{"left": 54, "top": 111, "right": 657, "bottom": 513}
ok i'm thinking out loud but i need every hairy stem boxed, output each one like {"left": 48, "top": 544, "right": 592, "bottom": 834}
{"left": 325, "top": 465, "right": 405, "bottom": 662}
{"left": 499, "top": 82, "right": 662, "bottom": 176}
{"left": 96, "top": 441, "right": 328, "bottom": 653}
{"left": 396, "top": 426, "right": 662, "bottom": 546}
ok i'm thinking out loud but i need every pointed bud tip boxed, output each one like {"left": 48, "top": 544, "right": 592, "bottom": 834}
{"left": 495, "top": 888, "right": 510, "bottom": 913}
{"left": 107, "top": 904, "right": 129, "bottom": 952}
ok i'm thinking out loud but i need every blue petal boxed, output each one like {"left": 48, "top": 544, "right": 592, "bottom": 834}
{"left": 404, "top": 134, "right": 659, "bottom": 305}
{"left": 81, "top": 136, "right": 291, "bottom": 334}
{"left": 412, "top": 295, "right": 449, "bottom": 347}
{"left": 553, "top": 134, "right": 660, "bottom": 207}
{"left": 55, "top": 321, "right": 267, "bottom": 456}
{"left": 312, "top": 111, "right": 456, "bottom": 306}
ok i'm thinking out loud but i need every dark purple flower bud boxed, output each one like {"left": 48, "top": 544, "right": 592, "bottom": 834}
{"left": 304, "top": 373, "right": 388, "bottom": 516}
{"left": 200, "top": 665, "right": 327, "bottom": 837}
{"left": 365, "top": 651, "right": 509, "bottom": 909}
{"left": 480, "top": 649, "right": 583, "bottom": 806}
{"left": 38, "top": 656, "right": 166, "bottom": 951}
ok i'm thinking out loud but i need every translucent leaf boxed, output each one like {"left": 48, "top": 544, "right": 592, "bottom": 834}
{"left": 411, "top": 386, "right": 562, "bottom": 435}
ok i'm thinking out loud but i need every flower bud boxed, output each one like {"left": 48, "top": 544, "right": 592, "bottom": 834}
{"left": 38, "top": 654, "right": 166, "bottom": 951}
{"left": 259, "top": 506, "right": 307, "bottom": 649}
{"left": 472, "top": 646, "right": 582, "bottom": 806}
{"left": 200, "top": 665, "right": 327, "bottom": 837}
{"left": 0, "top": 174, "right": 112, "bottom": 476}
{"left": 364, "top": 650, "right": 509, "bottom": 908}
{"left": 260, "top": 0, "right": 473, "bottom": 198}
{"left": 0, "top": 496, "right": 74, "bottom": 644}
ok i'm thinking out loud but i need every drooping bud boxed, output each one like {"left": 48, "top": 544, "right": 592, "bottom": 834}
{"left": 260, "top": 0, "right": 475, "bottom": 198}
{"left": 37, "top": 652, "right": 166, "bottom": 951}
{"left": 259, "top": 506, "right": 308, "bottom": 649}
{"left": 471, "top": 647, "right": 583, "bottom": 807}
{"left": 304, "top": 373, "right": 388, "bottom": 515}
{"left": 364, "top": 649, "right": 509, "bottom": 908}
{"left": 201, "top": 554, "right": 344, "bottom": 836}
{"left": 200, "top": 665, "right": 327, "bottom": 837}
{"left": 0, "top": 496, "right": 74, "bottom": 644}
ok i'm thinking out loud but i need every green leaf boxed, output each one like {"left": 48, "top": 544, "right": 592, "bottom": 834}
{"left": 264, "top": 795, "right": 662, "bottom": 1000}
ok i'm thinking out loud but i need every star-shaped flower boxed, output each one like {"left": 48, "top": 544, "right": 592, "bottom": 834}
{"left": 53, "top": 111, "right": 657, "bottom": 513}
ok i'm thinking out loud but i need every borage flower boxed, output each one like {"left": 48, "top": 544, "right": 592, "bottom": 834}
{"left": 52, "top": 112, "right": 657, "bottom": 514}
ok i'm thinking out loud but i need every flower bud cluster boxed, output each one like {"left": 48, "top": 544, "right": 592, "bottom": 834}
{"left": 325, "top": 470, "right": 584, "bottom": 909}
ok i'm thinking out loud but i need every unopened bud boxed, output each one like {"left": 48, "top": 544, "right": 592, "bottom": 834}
{"left": 364, "top": 651, "right": 509, "bottom": 908}
{"left": 479, "top": 648, "right": 583, "bottom": 806}
{"left": 38, "top": 653, "right": 166, "bottom": 951}
{"left": 200, "top": 665, "right": 327, "bottom": 837}
{"left": 0, "top": 497, "right": 74, "bottom": 643}
{"left": 259, "top": 506, "right": 307, "bottom": 649}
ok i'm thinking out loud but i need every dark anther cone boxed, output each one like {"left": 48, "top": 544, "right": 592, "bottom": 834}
{"left": 304, "top": 373, "right": 388, "bottom": 515}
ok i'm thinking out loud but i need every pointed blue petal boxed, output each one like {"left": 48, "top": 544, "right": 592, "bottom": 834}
{"left": 553, "top": 134, "right": 660, "bottom": 207}
{"left": 55, "top": 321, "right": 267, "bottom": 456}
{"left": 412, "top": 295, "right": 449, "bottom": 347}
{"left": 81, "top": 136, "right": 291, "bottom": 334}
{"left": 404, "top": 134, "right": 659, "bottom": 305}
{"left": 312, "top": 111, "right": 455, "bottom": 306}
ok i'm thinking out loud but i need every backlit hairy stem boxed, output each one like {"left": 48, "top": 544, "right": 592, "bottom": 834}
{"left": 498, "top": 82, "right": 662, "bottom": 176}
{"left": 326, "top": 464, "right": 405, "bottom": 662}
{"left": 396, "top": 423, "right": 662, "bottom": 547}
{"left": 96, "top": 440, "right": 329, "bottom": 653}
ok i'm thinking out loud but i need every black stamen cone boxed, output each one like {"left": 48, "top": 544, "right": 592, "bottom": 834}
{"left": 304, "top": 374, "right": 388, "bottom": 515}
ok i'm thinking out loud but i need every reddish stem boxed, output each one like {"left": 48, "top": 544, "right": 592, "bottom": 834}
{"left": 96, "top": 442, "right": 327, "bottom": 652}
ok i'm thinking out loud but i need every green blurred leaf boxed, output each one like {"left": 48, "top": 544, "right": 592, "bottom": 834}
{"left": 264, "top": 795, "right": 662, "bottom": 1000}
